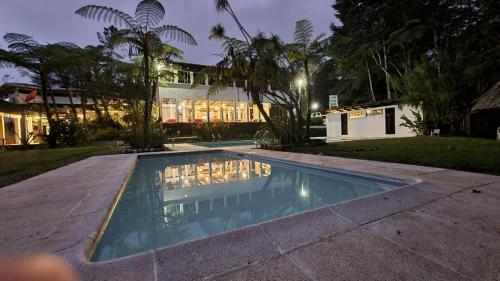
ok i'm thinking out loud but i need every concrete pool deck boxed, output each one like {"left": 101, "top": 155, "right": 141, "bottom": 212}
{"left": 1, "top": 145, "right": 500, "bottom": 280}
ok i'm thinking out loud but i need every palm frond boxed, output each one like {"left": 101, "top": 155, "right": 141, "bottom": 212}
{"left": 75, "top": 5, "right": 138, "bottom": 29}
{"left": 135, "top": 0, "right": 166, "bottom": 28}
{"left": 209, "top": 24, "right": 226, "bottom": 40}
{"left": 293, "top": 19, "right": 314, "bottom": 47}
{"left": 153, "top": 25, "right": 198, "bottom": 45}
{"left": 4, "top": 33, "right": 39, "bottom": 46}
{"left": 214, "top": 0, "right": 230, "bottom": 12}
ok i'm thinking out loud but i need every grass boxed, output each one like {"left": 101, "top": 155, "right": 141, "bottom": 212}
{"left": 292, "top": 137, "right": 500, "bottom": 175}
{"left": 0, "top": 142, "right": 120, "bottom": 188}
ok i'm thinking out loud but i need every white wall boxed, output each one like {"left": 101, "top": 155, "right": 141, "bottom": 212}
{"left": 326, "top": 104, "right": 420, "bottom": 140}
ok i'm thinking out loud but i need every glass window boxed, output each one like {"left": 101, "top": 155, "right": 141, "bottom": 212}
{"left": 162, "top": 98, "right": 177, "bottom": 123}
{"left": 194, "top": 101, "right": 208, "bottom": 123}
{"left": 177, "top": 71, "right": 192, "bottom": 84}
{"left": 4, "top": 117, "right": 19, "bottom": 145}
{"left": 178, "top": 99, "right": 193, "bottom": 123}
{"left": 223, "top": 102, "right": 235, "bottom": 122}
{"left": 236, "top": 102, "right": 248, "bottom": 122}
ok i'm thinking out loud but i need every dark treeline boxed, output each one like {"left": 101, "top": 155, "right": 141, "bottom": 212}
{"left": 315, "top": 0, "right": 499, "bottom": 133}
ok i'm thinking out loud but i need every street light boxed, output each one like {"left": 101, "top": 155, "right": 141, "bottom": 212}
{"left": 311, "top": 102, "right": 319, "bottom": 111}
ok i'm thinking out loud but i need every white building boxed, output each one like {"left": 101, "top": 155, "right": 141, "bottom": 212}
{"left": 326, "top": 102, "right": 421, "bottom": 141}
{"left": 158, "top": 63, "right": 272, "bottom": 124}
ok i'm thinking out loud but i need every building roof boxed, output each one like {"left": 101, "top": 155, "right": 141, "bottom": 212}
{"left": 472, "top": 82, "right": 500, "bottom": 112}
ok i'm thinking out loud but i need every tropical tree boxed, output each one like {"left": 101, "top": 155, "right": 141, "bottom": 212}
{"left": 75, "top": 0, "right": 197, "bottom": 138}
{"left": 0, "top": 33, "right": 72, "bottom": 147}
{"left": 288, "top": 19, "right": 325, "bottom": 140}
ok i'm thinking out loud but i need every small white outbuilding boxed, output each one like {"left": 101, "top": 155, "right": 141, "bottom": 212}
{"left": 326, "top": 102, "right": 421, "bottom": 141}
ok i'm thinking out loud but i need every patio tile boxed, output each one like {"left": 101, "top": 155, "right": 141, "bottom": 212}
{"left": 413, "top": 182, "right": 468, "bottom": 195}
{"left": 451, "top": 182, "right": 500, "bottom": 210}
{"left": 155, "top": 226, "right": 280, "bottom": 281}
{"left": 364, "top": 210, "right": 500, "bottom": 279}
{"left": 419, "top": 170, "right": 500, "bottom": 188}
{"left": 415, "top": 196, "right": 500, "bottom": 236}
{"left": 214, "top": 257, "right": 311, "bottom": 281}
{"left": 330, "top": 183, "right": 441, "bottom": 224}
{"left": 78, "top": 251, "right": 154, "bottom": 281}
{"left": 287, "top": 229, "right": 462, "bottom": 281}
{"left": 260, "top": 207, "right": 355, "bottom": 253}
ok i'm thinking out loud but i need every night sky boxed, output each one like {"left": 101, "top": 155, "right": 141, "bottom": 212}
{"left": 0, "top": 0, "right": 337, "bottom": 82}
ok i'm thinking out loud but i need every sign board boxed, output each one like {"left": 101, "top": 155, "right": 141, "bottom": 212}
{"left": 329, "top": 95, "right": 338, "bottom": 109}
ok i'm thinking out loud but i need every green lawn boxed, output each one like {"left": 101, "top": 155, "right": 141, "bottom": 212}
{"left": 292, "top": 137, "right": 500, "bottom": 175}
{"left": 0, "top": 143, "right": 119, "bottom": 188}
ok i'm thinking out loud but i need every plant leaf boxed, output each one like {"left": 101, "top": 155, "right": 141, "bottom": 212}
{"left": 135, "top": 0, "right": 166, "bottom": 28}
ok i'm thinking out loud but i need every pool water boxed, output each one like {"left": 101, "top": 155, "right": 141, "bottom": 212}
{"left": 92, "top": 152, "right": 406, "bottom": 261}
{"left": 195, "top": 140, "right": 255, "bottom": 148}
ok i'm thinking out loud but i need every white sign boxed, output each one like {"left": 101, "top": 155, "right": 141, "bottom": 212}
{"left": 329, "top": 95, "right": 338, "bottom": 109}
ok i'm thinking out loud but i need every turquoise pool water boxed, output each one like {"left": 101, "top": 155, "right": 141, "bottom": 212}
{"left": 92, "top": 152, "right": 406, "bottom": 261}
{"left": 195, "top": 140, "right": 255, "bottom": 148}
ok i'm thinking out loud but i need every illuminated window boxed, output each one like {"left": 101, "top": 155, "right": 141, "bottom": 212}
{"left": 348, "top": 111, "right": 365, "bottom": 119}
{"left": 367, "top": 109, "right": 384, "bottom": 116}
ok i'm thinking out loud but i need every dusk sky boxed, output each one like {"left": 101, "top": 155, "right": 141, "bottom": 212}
{"left": 0, "top": 0, "right": 337, "bottom": 82}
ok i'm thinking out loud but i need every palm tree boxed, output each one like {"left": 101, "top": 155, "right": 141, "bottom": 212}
{"left": 75, "top": 0, "right": 197, "bottom": 137}
{"left": 0, "top": 33, "right": 69, "bottom": 147}
{"left": 288, "top": 20, "right": 325, "bottom": 140}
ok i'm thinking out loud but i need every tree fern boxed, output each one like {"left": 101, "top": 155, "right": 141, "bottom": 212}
{"left": 135, "top": 0, "right": 166, "bottom": 29}
{"left": 75, "top": 5, "right": 138, "bottom": 29}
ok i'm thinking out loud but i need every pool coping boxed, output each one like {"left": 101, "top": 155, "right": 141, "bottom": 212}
{"left": 1, "top": 146, "right": 500, "bottom": 280}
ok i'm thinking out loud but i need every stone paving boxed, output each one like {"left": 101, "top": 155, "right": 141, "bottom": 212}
{"left": 1, "top": 144, "right": 499, "bottom": 280}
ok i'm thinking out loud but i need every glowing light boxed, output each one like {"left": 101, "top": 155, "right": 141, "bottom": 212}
{"left": 296, "top": 78, "right": 304, "bottom": 87}
{"left": 300, "top": 185, "right": 309, "bottom": 198}
{"left": 311, "top": 102, "right": 319, "bottom": 111}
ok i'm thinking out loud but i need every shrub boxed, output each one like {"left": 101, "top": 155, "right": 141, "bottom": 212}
{"left": 311, "top": 117, "right": 325, "bottom": 126}
{"left": 44, "top": 119, "right": 87, "bottom": 147}
{"left": 123, "top": 121, "right": 167, "bottom": 149}
{"left": 400, "top": 109, "right": 426, "bottom": 136}
{"left": 162, "top": 122, "right": 266, "bottom": 142}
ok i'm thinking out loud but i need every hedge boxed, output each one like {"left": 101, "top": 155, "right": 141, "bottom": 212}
{"left": 162, "top": 122, "right": 267, "bottom": 142}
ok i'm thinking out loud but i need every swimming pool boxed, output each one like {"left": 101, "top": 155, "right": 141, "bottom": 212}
{"left": 92, "top": 152, "right": 406, "bottom": 261}
{"left": 195, "top": 140, "right": 255, "bottom": 148}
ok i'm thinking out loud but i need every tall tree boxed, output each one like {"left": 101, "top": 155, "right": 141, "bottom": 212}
{"left": 75, "top": 0, "right": 197, "bottom": 137}
{"left": 0, "top": 33, "right": 71, "bottom": 147}
{"left": 288, "top": 19, "right": 325, "bottom": 140}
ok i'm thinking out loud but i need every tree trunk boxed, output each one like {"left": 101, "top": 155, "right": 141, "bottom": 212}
{"left": 304, "top": 59, "right": 312, "bottom": 141}
{"left": 249, "top": 89, "right": 278, "bottom": 137}
{"left": 365, "top": 56, "right": 376, "bottom": 102}
{"left": 143, "top": 44, "right": 151, "bottom": 140}
{"left": 49, "top": 88, "right": 60, "bottom": 120}
{"left": 67, "top": 88, "right": 78, "bottom": 119}
{"left": 383, "top": 44, "right": 391, "bottom": 100}
{"left": 40, "top": 72, "right": 56, "bottom": 148}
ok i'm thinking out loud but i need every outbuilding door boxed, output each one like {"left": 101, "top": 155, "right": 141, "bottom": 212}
{"left": 385, "top": 108, "right": 396, "bottom": 135}
{"left": 341, "top": 113, "right": 348, "bottom": 135}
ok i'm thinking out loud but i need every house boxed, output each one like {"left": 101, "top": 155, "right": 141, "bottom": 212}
{"left": 0, "top": 62, "right": 276, "bottom": 146}
{"left": 157, "top": 63, "right": 272, "bottom": 124}
{"left": 0, "top": 83, "right": 124, "bottom": 146}
{"left": 325, "top": 101, "right": 421, "bottom": 141}
{"left": 469, "top": 82, "right": 500, "bottom": 139}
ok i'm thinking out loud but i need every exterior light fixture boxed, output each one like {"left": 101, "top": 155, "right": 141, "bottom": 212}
{"left": 311, "top": 102, "right": 319, "bottom": 111}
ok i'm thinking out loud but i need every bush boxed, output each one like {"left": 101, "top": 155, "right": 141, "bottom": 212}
{"left": 311, "top": 117, "right": 325, "bottom": 126}
{"left": 88, "top": 127, "right": 124, "bottom": 141}
{"left": 162, "top": 122, "right": 266, "bottom": 142}
{"left": 44, "top": 119, "right": 87, "bottom": 147}
{"left": 400, "top": 109, "right": 426, "bottom": 136}
{"left": 123, "top": 121, "right": 167, "bottom": 149}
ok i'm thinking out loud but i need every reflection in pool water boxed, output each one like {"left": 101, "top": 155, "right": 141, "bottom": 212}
{"left": 92, "top": 153, "right": 405, "bottom": 261}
